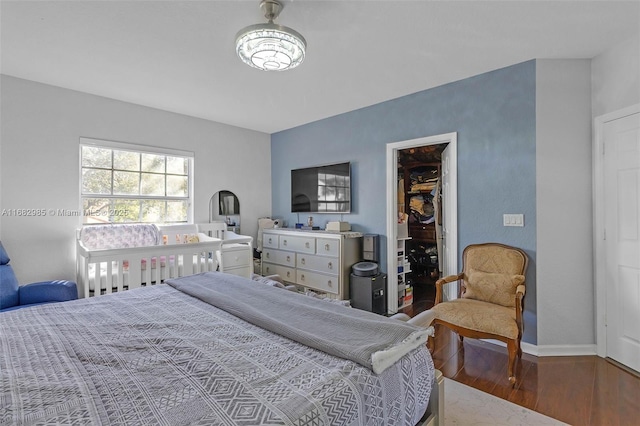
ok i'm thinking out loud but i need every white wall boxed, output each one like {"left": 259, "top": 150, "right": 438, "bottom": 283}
{"left": 592, "top": 34, "right": 640, "bottom": 118}
{"left": 0, "top": 75, "right": 272, "bottom": 285}
{"left": 535, "top": 32, "right": 640, "bottom": 349}
{"left": 536, "top": 59, "right": 593, "bottom": 347}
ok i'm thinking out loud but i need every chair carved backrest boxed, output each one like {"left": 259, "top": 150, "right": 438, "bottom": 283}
{"left": 460, "top": 243, "right": 528, "bottom": 301}
{"left": 463, "top": 243, "right": 528, "bottom": 276}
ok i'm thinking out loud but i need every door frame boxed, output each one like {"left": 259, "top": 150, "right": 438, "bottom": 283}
{"left": 386, "top": 132, "right": 458, "bottom": 313}
{"left": 593, "top": 103, "right": 640, "bottom": 358}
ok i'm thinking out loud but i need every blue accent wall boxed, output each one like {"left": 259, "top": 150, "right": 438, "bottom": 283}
{"left": 271, "top": 60, "right": 537, "bottom": 344}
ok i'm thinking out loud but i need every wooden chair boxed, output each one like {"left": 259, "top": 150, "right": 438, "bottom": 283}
{"left": 429, "top": 243, "right": 528, "bottom": 385}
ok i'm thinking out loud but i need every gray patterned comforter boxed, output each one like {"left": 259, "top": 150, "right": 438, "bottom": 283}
{"left": 167, "top": 272, "right": 431, "bottom": 375}
{"left": 1, "top": 278, "right": 435, "bottom": 425}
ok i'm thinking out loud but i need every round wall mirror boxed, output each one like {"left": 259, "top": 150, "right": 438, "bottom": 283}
{"left": 209, "top": 190, "right": 240, "bottom": 233}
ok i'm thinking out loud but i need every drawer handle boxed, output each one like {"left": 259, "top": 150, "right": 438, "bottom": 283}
{"left": 325, "top": 243, "right": 330, "bottom": 251}
{"left": 305, "top": 242, "right": 310, "bottom": 248}
{"left": 327, "top": 261, "right": 333, "bottom": 270}
{"left": 300, "top": 274, "right": 305, "bottom": 281}
{"left": 286, "top": 255, "right": 291, "bottom": 262}
{"left": 268, "top": 237, "right": 272, "bottom": 244}
{"left": 327, "top": 280, "right": 333, "bottom": 287}
{"left": 283, "top": 240, "right": 288, "bottom": 246}
{"left": 301, "top": 258, "right": 306, "bottom": 265}
{"left": 286, "top": 271, "right": 291, "bottom": 278}
{"left": 266, "top": 252, "right": 270, "bottom": 259}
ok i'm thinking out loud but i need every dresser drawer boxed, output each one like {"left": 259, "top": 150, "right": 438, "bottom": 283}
{"left": 296, "top": 270, "right": 339, "bottom": 295}
{"left": 297, "top": 253, "right": 339, "bottom": 275}
{"left": 315, "top": 238, "right": 339, "bottom": 257}
{"left": 262, "top": 233, "right": 279, "bottom": 249}
{"left": 262, "top": 249, "right": 296, "bottom": 268}
{"left": 410, "top": 223, "right": 436, "bottom": 241}
{"left": 220, "top": 244, "right": 252, "bottom": 268}
{"left": 279, "top": 235, "right": 315, "bottom": 254}
{"left": 222, "top": 266, "right": 252, "bottom": 279}
{"left": 262, "top": 263, "right": 296, "bottom": 283}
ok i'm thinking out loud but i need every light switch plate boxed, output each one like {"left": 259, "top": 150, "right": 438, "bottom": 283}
{"left": 503, "top": 214, "right": 524, "bottom": 227}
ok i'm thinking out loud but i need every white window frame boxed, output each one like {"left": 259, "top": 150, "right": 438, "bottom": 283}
{"left": 79, "top": 137, "right": 194, "bottom": 224}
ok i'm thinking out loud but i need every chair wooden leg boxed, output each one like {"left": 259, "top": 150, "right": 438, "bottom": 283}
{"left": 507, "top": 339, "right": 518, "bottom": 386}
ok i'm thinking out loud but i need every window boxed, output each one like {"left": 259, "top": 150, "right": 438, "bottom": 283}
{"left": 80, "top": 138, "right": 193, "bottom": 224}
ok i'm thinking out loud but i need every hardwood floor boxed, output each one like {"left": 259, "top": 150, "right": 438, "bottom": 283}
{"left": 401, "top": 280, "right": 640, "bottom": 426}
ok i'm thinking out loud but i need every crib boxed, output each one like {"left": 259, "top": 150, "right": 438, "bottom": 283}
{"left": 76, "top": 223, "right": 223, "bottom": 298}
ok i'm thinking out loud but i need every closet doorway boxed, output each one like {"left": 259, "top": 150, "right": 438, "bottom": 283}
{"left": 386, "top": 133, "right": 458, "bottom": 314}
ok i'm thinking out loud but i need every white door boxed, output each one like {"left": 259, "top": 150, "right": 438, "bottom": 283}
{"left": 441, "top": 145, "right": 452, "bottom": 276}
{"left": 440, "top": 143, "right": 458, "bottom": 301}
{"left": 604, "top": 111, "right": 640, "bottom": 373}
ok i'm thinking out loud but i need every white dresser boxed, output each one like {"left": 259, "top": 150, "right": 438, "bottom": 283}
{"left": 261, "top": 229, "right": 362, "bottom": 299}
{"left": 218, "top": 243, "right": 253, "bottom": 278}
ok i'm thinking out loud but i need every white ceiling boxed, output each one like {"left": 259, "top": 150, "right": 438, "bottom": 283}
{"left": 2, "top": 1, "right": 639, "bottom": 134}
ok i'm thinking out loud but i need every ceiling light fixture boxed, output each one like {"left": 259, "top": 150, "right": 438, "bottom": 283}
{"left": 235, "top": 0, "right": 306, "bottom": 71}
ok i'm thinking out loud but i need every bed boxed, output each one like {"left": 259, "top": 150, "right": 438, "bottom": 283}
{"left": 0, "top": 271, "right": 442, "bottom": 425}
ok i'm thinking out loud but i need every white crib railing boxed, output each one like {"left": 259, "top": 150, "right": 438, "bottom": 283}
{"left": 76, "top": 239, "right": 222, "bottom": 298}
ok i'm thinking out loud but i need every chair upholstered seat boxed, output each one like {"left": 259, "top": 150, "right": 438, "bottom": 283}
{"left": 432, "top": 298, "right": 518, "bottom": 339}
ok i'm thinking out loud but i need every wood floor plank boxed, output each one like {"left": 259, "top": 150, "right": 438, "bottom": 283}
{"left": 524, "top": 357, "right": 574, "bottom": 423}
{"left": 432, "top": 340, "right": 466, "bottom": 379}
{"left": 456, "top": 339, "right": 507, "bottom": 395}
{"left": 563, "top": 357, "right": 596, "bottom": 426}
{"left": 507, "top": 359, "right": 540, "bottom": 411}
{"left": 590, "top": 359, "right": 622, "bottom": 426}
{"left": 614, "top": 361, "right": 640, "bottom": 426}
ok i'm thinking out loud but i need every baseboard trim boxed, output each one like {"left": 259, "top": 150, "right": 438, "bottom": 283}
{"left": 535, "top": 344, "right": 597, "bottom": 357}
{"left": 481, "top": 339, "right": 597, "bottom": 357}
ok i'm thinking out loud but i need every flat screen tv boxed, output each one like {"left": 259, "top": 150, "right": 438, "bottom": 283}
{"left": 291, "top": 162, "right": 351, "bottom": 213}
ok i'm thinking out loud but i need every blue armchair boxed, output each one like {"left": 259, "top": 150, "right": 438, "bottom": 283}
{"left": 0, "top": 241, "right": 78, "bottom": 312}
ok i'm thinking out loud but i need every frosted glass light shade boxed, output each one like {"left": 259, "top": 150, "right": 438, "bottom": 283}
{"left": 236, "top": 23, "right": 306, "bottom": 71}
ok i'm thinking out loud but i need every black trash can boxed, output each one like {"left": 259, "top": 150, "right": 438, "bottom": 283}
{"left": 350, "top": 262, "right": 387, "bottom": 315}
